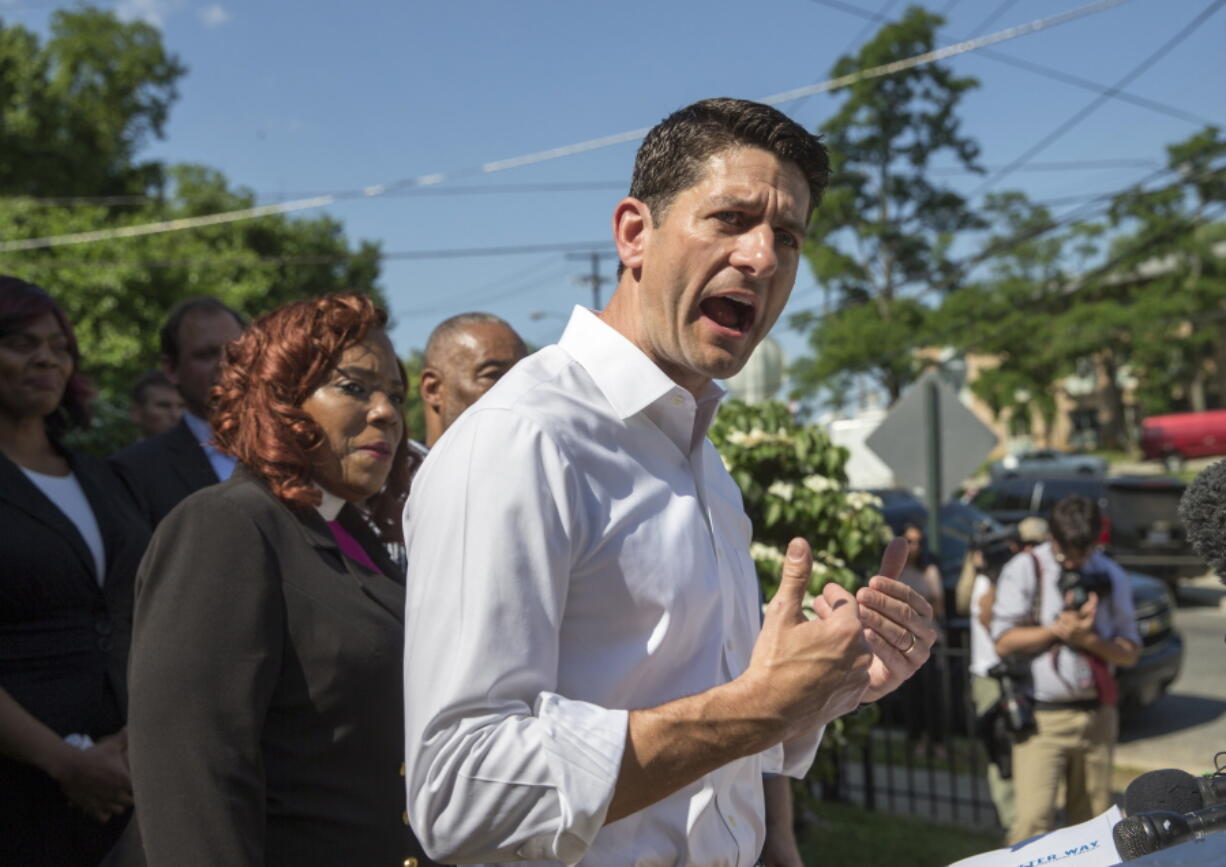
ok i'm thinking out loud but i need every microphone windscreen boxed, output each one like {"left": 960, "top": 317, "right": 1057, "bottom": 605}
{"left": 1113, "top": 815, "right": 1156, "bottom": 861}
{"left": 1125, "top": 769, "right": 1203, "bottom": 815}
{"left": 1179, "top": 459, "right": 1226, "bottom": 583}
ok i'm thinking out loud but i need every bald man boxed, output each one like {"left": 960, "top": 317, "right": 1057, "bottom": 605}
{"left": 419, "top": 313, "right": 528, "bottom": 448}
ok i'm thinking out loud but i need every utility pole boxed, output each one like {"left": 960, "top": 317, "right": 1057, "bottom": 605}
{"left": 566, "top": 251, "right": 618, "bottom": 309}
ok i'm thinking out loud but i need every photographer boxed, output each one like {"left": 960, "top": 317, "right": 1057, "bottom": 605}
{"left": 966, "top": 518, "right": 1045, "bottom": 838}
{"left": 991, "top": 496, "right": 1140, "bottom": 845}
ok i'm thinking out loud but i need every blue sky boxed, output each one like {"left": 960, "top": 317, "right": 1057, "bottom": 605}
{"left": 6, "top": 0, "right": 1225, "bottom": 391}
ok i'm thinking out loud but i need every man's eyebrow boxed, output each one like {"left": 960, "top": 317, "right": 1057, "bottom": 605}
{"left": 710, "top": 195, "right": 805, "bottom": 236}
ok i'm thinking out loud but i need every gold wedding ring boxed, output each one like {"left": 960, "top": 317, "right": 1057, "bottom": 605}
{"left": 902, "top": 631, "right": 918, "bottom": 654}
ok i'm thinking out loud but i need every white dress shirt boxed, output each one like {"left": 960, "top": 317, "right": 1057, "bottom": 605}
{"left": 403, "top": 307, "right": 819, "bottom": 866}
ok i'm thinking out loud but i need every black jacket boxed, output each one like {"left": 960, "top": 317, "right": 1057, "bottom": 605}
{"left": 0, "top": 445, "right": 150, "bottom": 865}
{"left": 110, "top": 417, "right": 219, "bottom": 529}
{"left": 126, "top": 468, "right": 433, "bottom": 867}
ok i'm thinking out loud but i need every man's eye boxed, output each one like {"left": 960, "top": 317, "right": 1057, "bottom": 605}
{"left": 776, "top": 230, "right": 799, "bottom": 249}
{"left": 715, "top": 211, "right": 744, "bottom": 226}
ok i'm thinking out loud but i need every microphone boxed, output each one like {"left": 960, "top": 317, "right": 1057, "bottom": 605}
{"left": 1124, "top": 768, "right": 1226, "bottom": 815}
{"left": 1113, "top": 800, "right": 1226, "bottom": 860}
{"left": 1179, "top": 460, "right": 1226, "bottom": 584}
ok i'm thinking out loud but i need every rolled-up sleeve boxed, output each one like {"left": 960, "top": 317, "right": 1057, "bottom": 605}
{"left": 991, "top": 552, "right": 1036, "bottom": 642}
{"left": 403, "top": 408, "right": 627, "bottom": 864}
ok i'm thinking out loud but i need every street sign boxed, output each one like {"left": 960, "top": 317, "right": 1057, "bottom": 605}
{"left": 866, "top": 369, "right": 998, "bottom": 499}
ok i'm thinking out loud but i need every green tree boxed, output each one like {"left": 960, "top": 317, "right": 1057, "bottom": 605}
{"left": 0, "top": 7, "right": 185, "bottom": 197}
{"left": 931, "top": 191, "right": 1090, "bottom": 441}
{"left": 792, "top": 5, "right": 983, "bottom": 405}
{"left": 0, "top": 8, "right": 386, "bottom": 454}
{"left": 1096, "top": 126, "right": 1226, "bottom": 420}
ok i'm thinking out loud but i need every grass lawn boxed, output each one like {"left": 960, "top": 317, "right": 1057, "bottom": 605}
{"left": 799, "top": 799, "right": 1000, "bottom": 866}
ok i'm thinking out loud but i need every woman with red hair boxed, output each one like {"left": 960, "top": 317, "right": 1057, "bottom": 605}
{"left": 0, "top": 276, "right": 149, "bottom": 865}
{"left": 126, "top": 293, "right": 433, "bottom": 866}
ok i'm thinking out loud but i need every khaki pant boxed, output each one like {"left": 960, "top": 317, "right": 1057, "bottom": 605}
{"left": 971, "top": 675, "right": 1016, "bottom": 834}
{"left": 1008, "top": 704, "right": 1117, "bottom": 845}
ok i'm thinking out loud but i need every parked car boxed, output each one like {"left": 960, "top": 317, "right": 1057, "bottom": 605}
{"left": 967, "top": 475, "right": 1204, "bottom": 585}
{"left": 988, "top": 448, "right": 1107, "bottom": 481}
{"left": 1140, "top": 409, "right": 1226, "bottom": 471}
{"left": 868, "top": 490, "right": 1184, "bottom": 712}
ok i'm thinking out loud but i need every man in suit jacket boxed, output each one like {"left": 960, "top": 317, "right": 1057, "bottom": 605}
{"left": 111, "top": 298, "right": 244, "bottom": 528}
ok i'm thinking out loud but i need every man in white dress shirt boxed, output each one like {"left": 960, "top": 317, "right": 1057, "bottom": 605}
{"left": 403, "top": 98, "right": 938, "bottom": 866}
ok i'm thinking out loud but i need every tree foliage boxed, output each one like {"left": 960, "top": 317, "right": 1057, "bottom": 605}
{"left": 708, "top": 400, "right": 889, "bottom": 599}
{"left": 0, "top": 8, "right": 387, "bottom": 454}
{"left": 792, "top": 4, "right": 982, "bottom": 404}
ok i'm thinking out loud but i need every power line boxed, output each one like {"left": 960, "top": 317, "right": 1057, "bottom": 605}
{"left": 841, "top": 0, "right": 903, "bottom": 56}
{"left": 966, "top": 0, "right": 1021, "bottom": 38}
{"left": 5, "top": 181, "right": 629, "bottom": 209}
{"left": 0, "top": 0, "right": 1125, "bottom": 254}
{"left": 8, "top": 164, "right": 1160, "bottom": 209}
{"left": 968, "top": 0, "right": 1226, "bottom": 199}
{"left": 398, "top": 258, "right": 573, "bottom": 317}
{"left": 805, "top": 0, "right": 1216, "bottom": 129}
{"left": 0, "top": 239, "right": 614, "bottom": 271}
{"left": 927, "top": 158, "right": 1157, "bottom": 175}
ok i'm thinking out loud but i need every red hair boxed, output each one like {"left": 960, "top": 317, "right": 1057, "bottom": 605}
{"left": 211, "top": 293, "right": 414, "bottom": 542}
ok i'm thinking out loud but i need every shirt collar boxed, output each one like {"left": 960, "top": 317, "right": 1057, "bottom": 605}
{"left": 314, "top": 485, "right": 345, "bottom": 521}
{"left": 557, "top": 306, "right": 726, "bottom": 425}
{"left": 181, "top": 410, "right": 212, "bottom": 446}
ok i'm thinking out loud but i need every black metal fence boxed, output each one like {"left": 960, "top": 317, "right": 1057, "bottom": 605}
{"left": 822, "top": 629, "right": 1002, "bottom": 832}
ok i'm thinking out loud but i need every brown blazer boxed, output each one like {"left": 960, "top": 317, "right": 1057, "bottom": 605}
{"left": 126, "top": 467, "right": 433, "bottom": 867}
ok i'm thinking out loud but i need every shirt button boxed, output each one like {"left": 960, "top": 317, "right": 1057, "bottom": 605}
{"left": 402, "top": 811, "right": 409, "bottom": 826}
{"left": 404, "top": 859, "right": 418, "bottom": 867}
{"left": 95, "top": 620, "right": 113, "bottom": 635}
{"left": 97, "top": 636, "right": 113, "bottom": 652}
{"left": 672, "top": 396, "right": 683, "bottom": 407}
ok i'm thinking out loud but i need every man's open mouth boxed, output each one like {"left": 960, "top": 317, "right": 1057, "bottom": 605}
{"left": 699, "top": 295, "right": 756, "bottom": 335}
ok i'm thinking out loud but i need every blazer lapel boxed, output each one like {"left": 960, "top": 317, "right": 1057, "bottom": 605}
{"left": 166, "top": 418, "right": 221, "bottom": 491}
{"left": 298, "top": 504, "right": 405, "bottom": 624}
{"left": 0, "top": 449, "right": 100, "bottom": 587}
{"left": 229, "top": 467, "right": 405, "bottom": 624}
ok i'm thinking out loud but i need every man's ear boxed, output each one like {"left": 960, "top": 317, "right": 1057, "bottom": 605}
{"left": 612, "top": 197, "right": 650, "bottom": 272}
{"left": 160, "top": 355, "right": 180, "bottom": 388}
{"left": 419, "top": 367, "right": 443, "bottom": 410}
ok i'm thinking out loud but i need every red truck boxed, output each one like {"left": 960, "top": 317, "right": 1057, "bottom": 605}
{"left": 1140, "top": 410, "right": 1226, "bottom": 470}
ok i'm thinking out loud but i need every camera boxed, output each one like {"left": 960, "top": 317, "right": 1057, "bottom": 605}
{"left": 986, "top": 660, "right": 1036, "bottom": 738}
{"left": 1057, "top": 565, "right": 1113, "bottom": 610}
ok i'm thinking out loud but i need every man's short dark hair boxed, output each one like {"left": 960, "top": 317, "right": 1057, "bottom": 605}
{"left": 1049, "top": 496, "right": 1102, "bottom": 553}
{"left": 160, "top": 297, "right": 245, "bottom": 364}
{"left": 629, "top": 98, "right": 830, "bottom": 226}
{"left": 131, "top": 368, "right": 173, "bottom": 405}
{"left": 423, "top": 312, "right": 526, "bottom": 368}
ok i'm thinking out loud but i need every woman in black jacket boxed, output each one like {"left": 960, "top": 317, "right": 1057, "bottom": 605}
{"left": 127, "top": 293, "right": 434, "bottom": 866}
{"left": 0, "top": 276, "right": 150, "bottom": 865}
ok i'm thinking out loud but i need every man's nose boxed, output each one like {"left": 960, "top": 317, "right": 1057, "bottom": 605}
{"left": 730, "top": 224, "right": 778, "bottom": 278}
